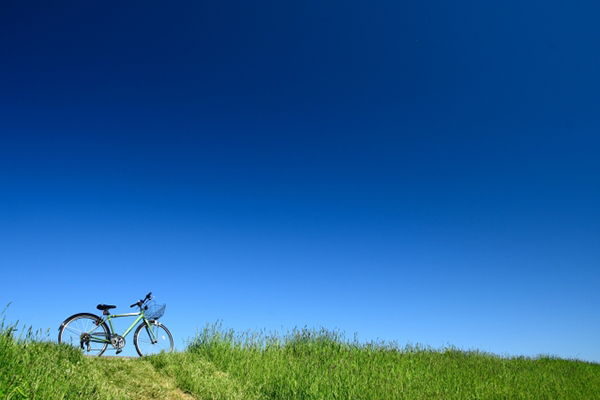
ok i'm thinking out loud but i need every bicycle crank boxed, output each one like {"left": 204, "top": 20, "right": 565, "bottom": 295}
{"left": 111, "top": 335, "right": 126, "bottom": 353}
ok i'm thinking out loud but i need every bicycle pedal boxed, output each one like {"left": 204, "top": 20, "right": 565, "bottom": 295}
{"left": 116, "top": 349, "right": 122, "bottom": 354}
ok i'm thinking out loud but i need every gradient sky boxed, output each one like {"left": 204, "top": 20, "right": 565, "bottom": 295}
{"left": 1, "top": 1, "right": 599, "bottom": 361}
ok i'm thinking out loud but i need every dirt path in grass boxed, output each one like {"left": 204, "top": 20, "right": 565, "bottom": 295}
{"left": 92, "top": 358, "right": 196, "bottom": 400}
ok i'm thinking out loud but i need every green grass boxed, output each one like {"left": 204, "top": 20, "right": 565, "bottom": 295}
{"left": 2, "top": 309, "right": 600, "bottom": 400}
{"left": 0, "top": 306, "right": 107, "bottom": 399}
{"left": 156, "top": 321, "right": 600, "bottom": 399}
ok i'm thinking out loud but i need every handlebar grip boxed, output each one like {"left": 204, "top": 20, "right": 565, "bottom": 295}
{"left": 131, "top": 293, "right": 152, "bottom": 307}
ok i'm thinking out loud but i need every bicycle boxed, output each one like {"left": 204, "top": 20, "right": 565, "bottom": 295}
{"left": 58, "top": 292, "right": 174, "bottom": 357}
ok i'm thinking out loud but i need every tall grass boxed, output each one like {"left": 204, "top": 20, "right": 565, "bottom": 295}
{"left": 2, "top": 310, "right": 600, "bottom": 399}
{"left": 148, "top": 321, "right": 600, "bottom": 400}
{"left": 0, "top": 305, "right": 121, "bottom": 400}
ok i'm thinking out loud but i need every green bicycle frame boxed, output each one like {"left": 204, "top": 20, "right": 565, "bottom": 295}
{"left": 91, "top": 309, "right": 158, "bottom": 344}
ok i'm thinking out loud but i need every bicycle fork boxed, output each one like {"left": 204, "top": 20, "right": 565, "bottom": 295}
{"left": 144, "top": 322, "right": 159, "bottom": 344}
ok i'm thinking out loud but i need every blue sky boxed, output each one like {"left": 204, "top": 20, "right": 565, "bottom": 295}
{"left": 1, "top": 1, "right": 599, "bottom": 360}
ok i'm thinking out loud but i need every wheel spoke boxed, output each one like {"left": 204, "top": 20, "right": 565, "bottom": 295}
{"left": 64, "top": 326, "right": 84, "bottom": 334}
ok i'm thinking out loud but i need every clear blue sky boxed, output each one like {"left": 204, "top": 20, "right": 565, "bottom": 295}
{"left": 1, "top": 1, "right": 599, "bottom": 361}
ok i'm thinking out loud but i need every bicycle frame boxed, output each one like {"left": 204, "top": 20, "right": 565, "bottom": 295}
{"left": 92, "top": 310, "right": 158, "bottom": 345}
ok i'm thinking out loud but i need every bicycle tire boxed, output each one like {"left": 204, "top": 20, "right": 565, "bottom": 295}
{"left": 134, "top": 321, "right": 173, "bottom": 357}
{"left": 58, "top": 313, "right": 110, "bottom": 356}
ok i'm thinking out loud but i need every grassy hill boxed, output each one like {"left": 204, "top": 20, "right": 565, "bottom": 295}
{"left": 2, "top": 315, "right": 599, "bottom": 399}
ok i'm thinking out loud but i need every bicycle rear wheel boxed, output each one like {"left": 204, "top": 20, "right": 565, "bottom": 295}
{"left": 58, "top": 313, "right": 110, "bottom": 356}
{"left": 134, "top": 321, "right": 173, "bottom": 357}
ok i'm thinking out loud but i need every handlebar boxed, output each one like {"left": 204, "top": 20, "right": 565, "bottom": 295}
{"left": 130, "top": 292, "right": 153, "bottom": 308}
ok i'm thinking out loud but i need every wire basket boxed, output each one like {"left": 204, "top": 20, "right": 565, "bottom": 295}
{"left": 145, "top": 301, "right": 166, "bottom": 320}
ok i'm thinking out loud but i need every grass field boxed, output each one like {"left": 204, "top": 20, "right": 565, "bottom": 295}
{"left": 2, "top": 311, "right": 599, "bottom": 399}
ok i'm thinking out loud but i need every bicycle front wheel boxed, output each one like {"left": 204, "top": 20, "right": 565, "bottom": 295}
{"left": 134, "top": 321, "right": 173, "bottom": 357}
{"left": 58, "top": 313, "right": 110, "bottom": 356}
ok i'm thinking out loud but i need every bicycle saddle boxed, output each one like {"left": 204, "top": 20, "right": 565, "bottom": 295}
{"left": 96, "top": 304, "right": 116, "bottom": 311}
